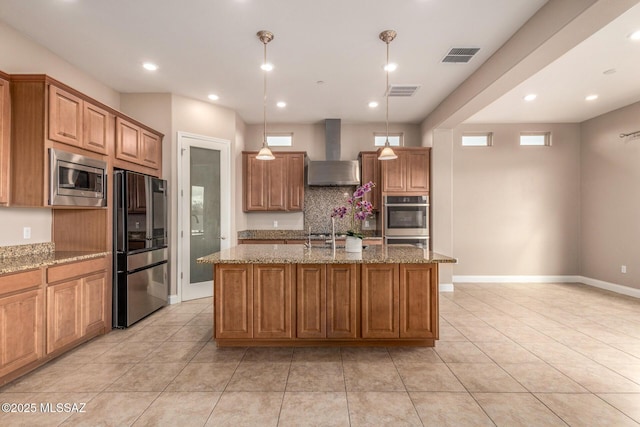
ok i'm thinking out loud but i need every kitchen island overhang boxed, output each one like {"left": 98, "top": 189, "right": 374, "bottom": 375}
{"left": 198, "top": 244, "right": 456, "bottom": 347}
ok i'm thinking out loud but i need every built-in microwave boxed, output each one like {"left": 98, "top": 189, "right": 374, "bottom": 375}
{"left": 50, "top": 148, "right": 107, "bottom": 207}
{"left": 383, "top": 195, "right": 429, "bottom": 236}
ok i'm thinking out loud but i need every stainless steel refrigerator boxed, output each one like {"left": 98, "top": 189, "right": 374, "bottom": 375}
{"left": 113, "top": 170, "right": 169, "bottom": 328}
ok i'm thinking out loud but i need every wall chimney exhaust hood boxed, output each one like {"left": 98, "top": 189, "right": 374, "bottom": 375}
{"left": 307, "top": 119, "right": 361, "bottom": 186}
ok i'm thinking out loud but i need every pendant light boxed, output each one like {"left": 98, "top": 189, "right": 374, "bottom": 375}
{"left": 378, "top": 30, "right": 398, "bottom": 161}
{"left": 256, "top": 30, "right": 275, "bottom": 161}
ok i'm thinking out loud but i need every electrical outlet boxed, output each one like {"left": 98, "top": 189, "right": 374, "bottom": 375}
{"left": 135, "top": 221, "right": 140, "bottom": 229}
{"left": 364, "top": 220, "right": 370, "bottom": 228}
{"left": 621, "top": 265, "right": 627, "bottom": 274}
{"left": 273, "top": 220, "right": 278, "bottom": 228}
{"left": 23, "top": 227, "right": 31, "bottom": 239}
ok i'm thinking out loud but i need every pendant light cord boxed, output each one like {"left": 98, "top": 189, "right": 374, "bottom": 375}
{"left": 263, "top": 40, "right": 267, "bottom": 147}
{"left": 385, "top": 39, "right": 390, "bottom": 146}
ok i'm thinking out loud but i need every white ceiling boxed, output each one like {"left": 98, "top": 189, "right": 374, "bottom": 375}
{"left": 0, "top": 0, "right": 638, "bottom": 126}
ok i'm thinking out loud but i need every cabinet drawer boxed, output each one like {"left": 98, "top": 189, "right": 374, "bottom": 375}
{"left": 47, "top": 257, "right": 107, "bottom": 284}
{"left": 0, "top": 269, "right": 42, "bottom": 296}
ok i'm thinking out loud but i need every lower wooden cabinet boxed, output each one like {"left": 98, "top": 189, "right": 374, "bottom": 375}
{"left": 46, "top": 257, "right": 108, "bottom": 354}
{"left": 361, "top": 264, "right": 399, "bottom": 338}
{"left": 214, "top": 262, "right": 437, "bottom": 345}
{"left": 0, "top": 269, "right": 43, "bottom": 379}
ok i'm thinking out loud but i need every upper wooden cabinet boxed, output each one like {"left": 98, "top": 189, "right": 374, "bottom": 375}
{"left": 0, "top": 73, "right": 10, "bottom": 206}
{"left": 380, "top": 147, "right": 431, "bottom": 194}
{"left": 242, "top": 151, "right": 305, "bottom": 212}
{"left": 115, "top": 117, "right": 162, "bottom": 172}
{"left": 359, "top": 151, "right": 381, "bottom": 211}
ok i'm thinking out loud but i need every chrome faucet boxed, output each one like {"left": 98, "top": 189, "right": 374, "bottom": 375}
{"left": 331, "top": 217, "right": 336, "bottom": 251}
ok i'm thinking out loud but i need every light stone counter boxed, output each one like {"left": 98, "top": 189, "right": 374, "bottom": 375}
{"left": 198, "top": 244, "right": 455, "bottom": 265}
{"left": 0, "top": 243, "right": 110, "bottom": 275}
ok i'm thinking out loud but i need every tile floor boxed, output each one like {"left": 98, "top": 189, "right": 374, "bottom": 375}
{"left": 1, "top": 282, "right": 640, "bottom": 426}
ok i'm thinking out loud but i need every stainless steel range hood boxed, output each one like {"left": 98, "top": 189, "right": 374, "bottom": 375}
{"left": 307, "top": 119, "right": 361, "bottom": 186}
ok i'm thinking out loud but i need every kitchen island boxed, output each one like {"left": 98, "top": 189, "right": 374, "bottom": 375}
{"left": 198, "top": 244, "right": 455, "bottom": 347}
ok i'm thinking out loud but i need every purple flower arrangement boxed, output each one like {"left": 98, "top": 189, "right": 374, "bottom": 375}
{"left": 331, "top": 181, "right": 375, "bottom": 239}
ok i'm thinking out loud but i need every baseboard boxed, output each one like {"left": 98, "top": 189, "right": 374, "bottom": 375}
{"left": 439, "top": 283, "right": 454, "bottom": 292}
{"left": 452, "top": 275, "right": 640, "bottom": 299}
{"left": 168, "top": 294, "right": 180, "bottom": 305}
{"left": 452, "top": 275, "right": 581, "bottom": 283}
{"left": 578, "top": 276, "right": 640, "bottom": 299}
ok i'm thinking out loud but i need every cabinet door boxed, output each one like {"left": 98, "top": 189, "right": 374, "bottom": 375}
{"left": 266, "top": 156, "right": 287, "bottom": 211}
{"left": 48, "top": 86, "right": 83, "bottom": 147}
{"left": 253, "top": 264, "right": 293, "bottom": 339}
{"left": 406, "top": 150, "right": 430, "bottom": 192}
{"left": 286, "top": 153, "right": 305, "bottom": 211}
{"left": 47, "top": 279, "right": 83, "bottom": 354}
{"left": 141, "top": 129, "right": 161, "bottom": 170}
{"left": 115, "top": 117, "right": 141, "bottom": 164}
{"left": 399, "top": 264, "right": 437, "bottom": 338}
{"left": 244, "top": 154, "right": 267, "bottom": 211}
{"left": 83, "top": 102, "right": 110, "bottom": 154}
{"left": 326, "top": 264, "right": 358, "bottom": 338}
{"left": 0, "top": 289, "right": 43, "bottom": 377}
{"left": 296, "top": 264, "right": 326, "bottom": 338}
{"left": 215, "top": 265, "right": 253, "bottom": 339}
{"left": 83, "top": 272, "right": 106, "bottom": 335}
{"left": 0, "top": 77, "right": 9, "bottom": 205}
{"left": 361, "top": 264, "right": 399, "bottom": 338}
{"left": 381, "top": 152, "right": 406, "bottom": 192}
{"left": 360, "top": 152, "right": 380, "bottom": 211}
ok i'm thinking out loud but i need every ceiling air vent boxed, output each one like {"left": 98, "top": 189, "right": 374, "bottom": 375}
{"left": 441, "top": 47, "right": 480, "bottom": 63}
{"left": 387, "top": 85, "right": 420, "bottom": 97}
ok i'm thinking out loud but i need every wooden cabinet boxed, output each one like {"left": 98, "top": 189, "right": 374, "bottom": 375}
{"left": 48, "top": 85, "right": 111, "bottom": 155}
{"left": 0, "top": 269, "right": 43, "bottom": 379}
{"left": 380, "top": 147, "right": 430, "bottom": 194}
{"left": 115, "top": 117, "right": 162, "bottom": 171}
{"left": 359, "top": 151, "right": 381, "bottom": 211}
{"left": 127, "top": 172, "right": 147, "bottom": 213}
{"left": 361, "top": 263, "right": 399, "bottom": 338}
{"left": 254, "top": 264, "right": 293, "bottom": 338}
{"left": 45, "top": 257, "right": 108, "bottom": 354}
{"left": 0, "top": 73, "right": 10, "bottom": 205}
{"left": 400, "top": 264, "right": 438, "bottom": 339}
{"left": 326, "top": 264, "right": 358, "bottom": 338}
{"left": 294, "top": 264, "right": 362, "bottom": 339}
{"left": 242, "top": 151, "right": 305, "bottom": 212}
{"left": 214, "top": 264, "right": 253, "bottom": 339}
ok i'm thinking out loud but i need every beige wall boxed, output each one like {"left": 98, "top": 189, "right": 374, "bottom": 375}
{"left": 243, "top": 121, "right": 421, "bottom": 230}
{"left": 451, "top": 123, "right": 581, "bottom": 276}
{"left": 580, "top": 101, "right": 640, "bottom": 290}
{"left": 0, "top": 21, "right": 121, "bottom": 246}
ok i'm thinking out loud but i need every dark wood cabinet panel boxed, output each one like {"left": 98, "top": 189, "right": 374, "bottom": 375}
{"left": 380, "top": 147, "right": 430, "bottom": 194}
{"left": 326, "top": 264, "right": 358, "bottom": 338}
{"left": 83, "top": 102, "right": 110, "bottom": 155}
{"left": 399, "top": 263, "right": 438, "bottom": 338}
{"left": 361, "top": 263, "right": 399, "bottom": 338}
{"left": 215, "top": 264, "right": 253, "bottom": 339}
{"left": 296, "top": 264, "right": 326, "bottom": 338}
{"left": 359, "top": 152, "right": 381, "bottom": 211}
{"left": 253, "top": 264, "right": 293, "bottom": 338}
{"left": 48, "top": 85, "right": 83, "bottom": 148}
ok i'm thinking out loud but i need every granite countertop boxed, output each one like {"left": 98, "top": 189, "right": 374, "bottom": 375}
{"left": 0, "top": 243, "right": 110, "bottom": 275}
{"left": 198, "top": 244, "right": 456, "bottom": 265}
{"left": 238, "top": 230, "right": 382, "bottom": 240}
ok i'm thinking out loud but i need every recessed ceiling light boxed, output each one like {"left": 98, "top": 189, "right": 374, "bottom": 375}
{"left": 384, "top": 63, "right": 397, "bottom": 72}
{"left": 276, "top": 101, "right": 286, "bottom": 108}
{"left": 260, "top": 63, "right": 274, "bottom": 71}
{"left": 208, "top": 94, "right": 219, "bottom": 101}
{"left": 523, "top": 94, "right": 537, "bottom": 102}
{"left": 142, "top": 62, "right": 158, "bottom": 71}
{"left": 585, "top": 94, "right": 598, "bottom": 101}
{"left": 368, "top": 101, "right": 379, "bottom": 108}
{"left": 629, "top": 30, "right": 640, "bottom": 41}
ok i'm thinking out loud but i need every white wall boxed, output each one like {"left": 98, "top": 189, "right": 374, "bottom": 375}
{"left": 451, "top": 123, "right": 581, "bottom": 276}
{"left": 0, "top": 21, "right": 121, "bottom": 246}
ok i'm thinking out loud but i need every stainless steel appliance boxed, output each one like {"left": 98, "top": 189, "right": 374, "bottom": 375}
{"left": 113, "top": 170, "right": 168, "bottom": 327}
{"left": 383, "top": 195, "right": 429, "bottom": 248}
{"left": 49, "top": 148, "right": 107, "bottom": 207}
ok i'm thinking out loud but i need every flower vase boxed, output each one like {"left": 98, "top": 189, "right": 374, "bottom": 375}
{"left": 345, "top": 236, "right": 363, "bottom": 253}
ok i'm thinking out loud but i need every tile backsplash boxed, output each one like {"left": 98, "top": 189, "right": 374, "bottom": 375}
{"left": 304, "top": 186, "right": 377, "bottom": 234}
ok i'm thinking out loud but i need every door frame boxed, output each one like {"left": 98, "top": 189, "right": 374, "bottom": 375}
{"left": 177, "top": 131, "right": 231, "bottom": 302}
